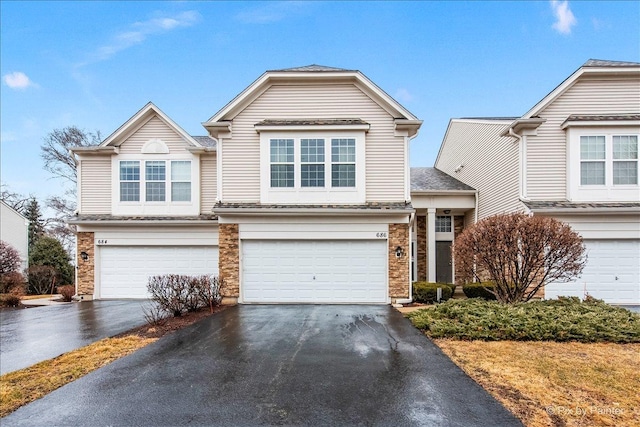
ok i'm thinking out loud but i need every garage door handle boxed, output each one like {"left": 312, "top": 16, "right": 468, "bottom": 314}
{"left": 313, "top": 275, "right": 316, "bottom": 280}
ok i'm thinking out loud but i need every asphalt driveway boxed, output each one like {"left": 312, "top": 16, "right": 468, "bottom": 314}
{"left": 3, "top": 305, "right": 521, "bottom": 426}
{"left": 0, "top": 300, "right": 148, "bottom": 374}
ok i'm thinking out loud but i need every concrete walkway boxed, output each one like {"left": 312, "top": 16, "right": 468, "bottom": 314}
{"left": 0, "top": 300, "right": 148, "bottom": 374}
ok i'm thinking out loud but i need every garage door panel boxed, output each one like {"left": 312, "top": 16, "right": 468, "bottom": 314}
{"left": 546, "top": 240, "right": 639, "bottom": 304}
{"left": 100, "top": 246, "right": 218, "bottom": 299}
{"left": 242, "top": 240, "right": 387, "bottom": 304}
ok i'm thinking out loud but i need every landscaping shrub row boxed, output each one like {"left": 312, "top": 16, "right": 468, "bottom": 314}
{"left": 462, "top": 282, "right": 497, "bottom": 300}
{"left": 147, "top": 274, "right": 222, "bottom": 317}
{"left": 406, "top": 297, "right": 640, "bottom": 343}
{"left": 412, "top": 282, "right": 455, "bottom": 303}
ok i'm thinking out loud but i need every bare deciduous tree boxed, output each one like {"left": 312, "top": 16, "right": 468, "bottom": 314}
{"left": 1, "top": 185, "right": 30, "bottom": 212}
{"left": 454, "top": 213, "right": 586, "bottom": 303}
{"left": 41, "top": 126, "right": 101, "bottom": 186}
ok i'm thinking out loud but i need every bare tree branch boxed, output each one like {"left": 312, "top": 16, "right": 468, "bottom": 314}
{"left": 40, "top": 126, "right": 101, "bottom": 185}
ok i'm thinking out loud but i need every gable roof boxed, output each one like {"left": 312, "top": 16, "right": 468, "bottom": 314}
{"left": 522, "top": 59, "right": 640, "bottom": 119}
{"left": 1, "top": 200, "right": 28, "bottom": 221}
{"left": 203, "top": 65, "right": 421, "bottom": 134}
{"left": 269, "top": 64, "right": 356, "bottom": 72}
{"left": 100, "top": 102, "right": 203, "bottom": 148}
{"left": 411, "top": 167, "right": 476, "bottom": 192}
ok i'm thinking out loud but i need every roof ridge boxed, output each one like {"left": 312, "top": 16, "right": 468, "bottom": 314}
{"left": 268, "top": 64, "right": 356, "bottom": 72}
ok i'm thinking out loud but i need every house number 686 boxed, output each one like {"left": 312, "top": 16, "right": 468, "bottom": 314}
{"left": 376, "top": 232, "right": 387, "bottom": 238}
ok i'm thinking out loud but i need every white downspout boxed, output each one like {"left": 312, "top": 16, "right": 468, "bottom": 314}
{"left": 509, "top": 128, "right": 525, "bottom": 200}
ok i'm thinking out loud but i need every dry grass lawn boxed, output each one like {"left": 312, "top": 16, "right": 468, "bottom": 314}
{"left": 435, "top": 340, "right": 640, "bottom": 427}
{"left": 0, "top": 335, "right": 156, "bottom": 417}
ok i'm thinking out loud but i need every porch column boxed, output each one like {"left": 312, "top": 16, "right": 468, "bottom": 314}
{"left": 427, "top": 208, "right": 436, "bottom": 282}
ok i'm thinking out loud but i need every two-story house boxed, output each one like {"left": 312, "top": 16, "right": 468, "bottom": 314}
{"left": 70, "top": 65, "right": 429, "bottom": 305}
{"left": 435, "top": 59, "right": 640, "bottom": 305}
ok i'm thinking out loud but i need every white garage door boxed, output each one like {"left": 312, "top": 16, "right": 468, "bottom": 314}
{"left": 242, "top": 240, "right": 387, "bottom": 303}
{"left": 546, "top": 240, "right": 640, "bottom": 304}
{"left": 100, "top": 246, "right": 219, "bottom": 299}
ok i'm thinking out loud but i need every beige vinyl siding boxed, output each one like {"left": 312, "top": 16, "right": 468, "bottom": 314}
{"left": 200, "top": 156, "right": 217, "bottom": 213}
{"left": 80, "top": 157, "right": 111, "bottom": 214}
{"left": 117, "top": 116, "right": 192, "bottom": 154}
{"left": 527, "top": 76, "right": 640, "bottom": 199}
{"left": 221, "top": 83, "right": 405, "bottom": 202}
{"left": 436, "top": 120, "right": 524, "bottom": 220}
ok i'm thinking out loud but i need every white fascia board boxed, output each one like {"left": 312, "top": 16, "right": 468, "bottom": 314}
{"left": 101, "top": 102, "right": 201, "bottom": 148}
{"left": 531, "top": 207, "right": 640, "bottom": 214}
{"left": 186, "top": 147, "right": 217, "bottom": 154}
{"left": 411, "top": 190, "right": 477, "bottom": 195}
{"left": 213, "top": 208, "right": 414, "bottom": 216}
{"left": 254, "top": 124, "right": 371, "bottom": 133}
{"left": 71, "top": 146, "right": 119, "bottom": 156}
{"left": 561, "top": 120, "right": 640, "bottom": 130}
{"left": 68, "top": 219, "right": 218, "bottom": 226}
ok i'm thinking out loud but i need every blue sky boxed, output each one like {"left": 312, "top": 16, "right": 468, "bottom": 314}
{"left": 1, "top": 1, "right": 639, "bottom": 203}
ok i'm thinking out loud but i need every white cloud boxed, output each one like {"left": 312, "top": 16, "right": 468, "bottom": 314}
{"left": 394, "top": 88, "right": 414, "bottom": 103}
{"left": 79, "top": 10, "right": 200, "bottom": 66}
{"left": 3, "top": 72, "right": 35, "bottom": 90}
{"left": 235, "top": 1, "right": 312, "bottom": 24}
{"left": 550, "top": 0, "right": 577, "bottom": 35}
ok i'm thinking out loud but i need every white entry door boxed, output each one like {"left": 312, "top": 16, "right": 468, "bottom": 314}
{"left": 100, "top": 246, "right": 219, "bottom": 299}
{"left": 242, "top": 240, "right": 387, "bottom": 303}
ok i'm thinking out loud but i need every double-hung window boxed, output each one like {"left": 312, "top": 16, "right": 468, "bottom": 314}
{"left": 331, "top": 138, "right": 356, "bottom": 187}
{"left": 145, "top": 161, "right": 166, "bottom": 201}
{"left": 580, "top": 136, "right": 606, "bottom": 185}
{"left": 612, "top": 135, "right": 638, "bottom": 185}
{"left": 270, "top": 139, "right": 294, "bottom": 187}
{"left": 119, "top": 161, "right": 140, "bottom": 201}
{"left": 171, "top": 161, "right": 192, "bottom": 201}
{"left": 301, "top": 139, "right": 325, "bottom": 187}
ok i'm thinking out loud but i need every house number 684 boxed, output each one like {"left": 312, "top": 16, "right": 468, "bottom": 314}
{"left": 97, "top": 239, "right": 108, "bottom": 245}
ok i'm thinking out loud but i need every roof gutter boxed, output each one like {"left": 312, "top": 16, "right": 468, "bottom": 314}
{"left": 213, "top": 207, "right": 415, "bottom": 216}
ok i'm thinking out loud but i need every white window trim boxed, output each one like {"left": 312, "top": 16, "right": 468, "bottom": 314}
{"left": 567, "top": 126, "right": 639, "bottom": 202}
{"left": 259, "top": 130, "right": 366, "bottom": 204}
{"left": 435, "top": 215, "right": 454, "bottom": 241}
{"left": 112, "top": 154, "right": 200, "bottom": 216}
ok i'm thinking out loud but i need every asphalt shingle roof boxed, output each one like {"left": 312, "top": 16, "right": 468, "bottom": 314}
{"left": 269, "top": 64, "right": 355, "bottom": 72}
{"left": 410, "top": 168, "right": 475, "bottom": 192}
{"left": 524, "top": 201, "right": 640, "bottom": 210}
{"left": 583, "top": 59, "right": 640, "bottom": 67}
{"left": 563, "top": 114, "right": 640, "bottom": 123}
{"left": 70, "top": 214, "right": 218, "bottom": 222}
{"left": 191, "top": 136, "right": 217, "bottom": 148}
{"left": 255, "top": 119, "right": 368, "bottom": 126}
{"left": 213, "top": 202, "right": 412, "bottom": 211}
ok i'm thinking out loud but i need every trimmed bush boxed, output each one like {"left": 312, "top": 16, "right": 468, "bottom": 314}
{"left": 57, "top": 285, "right": 75, "bottom": 302}
{"left": 406, "top": 297, "right": 640, "bottom": 343}
{"left": 413, "top": 282, "right": 453, "bottom": 304}
{"left": 0, "top": 271, "right": 26, "bottom": 294}
{"left": 462, "top": 282, "right": 497, "bottom": 300}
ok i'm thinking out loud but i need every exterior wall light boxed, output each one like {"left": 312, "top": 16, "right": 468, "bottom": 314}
{"left": 443, "top": 209, "right": 451, "bottom": 215}
{"left": 80, "top": 251, "right": 89, "bottom": 261}
{"left": 395, "top": 246, "right": 404, "bottom": 258}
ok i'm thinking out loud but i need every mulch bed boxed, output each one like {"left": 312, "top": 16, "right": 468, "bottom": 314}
{"left": 116, "top": 306, "right": 228, "bottom": 340}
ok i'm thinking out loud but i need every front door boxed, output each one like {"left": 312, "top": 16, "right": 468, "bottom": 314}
{"left": 436, "top": 241, "right": 452, "bottom": 283}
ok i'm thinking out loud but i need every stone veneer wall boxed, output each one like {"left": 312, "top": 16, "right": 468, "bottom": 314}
{"left": 388, "top": 223, "right": 410, "bottom": 300}
{"left": 416, "top": 216, "right": 427, "bottom": 281}
{"left": 76, "top": 232, "right": 95, "bottom": 298}
{"left": 218, "top": 223, "right": 239, "bottom": 304}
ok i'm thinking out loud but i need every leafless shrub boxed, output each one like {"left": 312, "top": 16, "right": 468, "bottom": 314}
{"left": 26, "top": 265, "right": 57, "bottom": 295}
{"left": 141, "top": 303, "right": 169, "bottom": 326}
{"left": 0, "top": 241, "right": 23, "bottom": 275}
{"left": 57, "top": 285, "right": 75, "bottom": 302}
{"left": 454, "top": 213, "right": 586, "bottom": 303}
{"left": 0, "top": 271, "right": 26, "bottom": 295}
{"left": 147, "top": 274, "right": 222, "bottom": 316}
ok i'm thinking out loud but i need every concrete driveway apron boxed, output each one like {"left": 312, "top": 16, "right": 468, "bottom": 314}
{"left": 0, "top": 300, "right": 148, "bottom": 374}
{"left": 2, "top": 305, "right": 522, "bottom": 426}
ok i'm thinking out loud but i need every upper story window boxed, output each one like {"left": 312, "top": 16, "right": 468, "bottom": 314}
{"left": 119, "top": 161, "right": 140, "bottom": 202}
{"left": 270, "top": 139, "right": 294, "bottom": 188}
{"left": 119, "top": 160, "right": 191, "bottom": 203}
{"left": 331, "top": 139, "right": 356, "bottom": 187}
{"left": 435, "top": 216, "right": 452, "bottom": 233}
{"left": 301, "top": 139, "right": 325, "bottom": 187}
{"left": 580, "top": 135, "right": 638, "bottom": 186}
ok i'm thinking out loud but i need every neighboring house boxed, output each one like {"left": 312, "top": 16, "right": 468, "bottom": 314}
{"left": 1, "top": 200, "right": 29, "bottom": 270}
{"left": 435, "top": 59, "right": 640, "bottom": 305}
{"left": 70, "top": 65, "right": 424, "bottom": 304}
